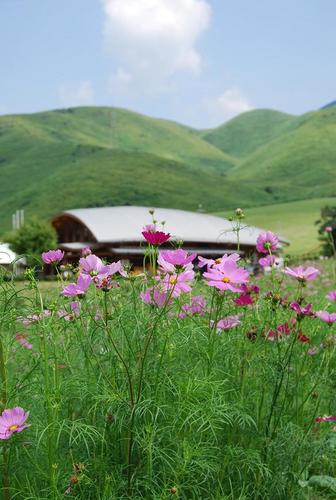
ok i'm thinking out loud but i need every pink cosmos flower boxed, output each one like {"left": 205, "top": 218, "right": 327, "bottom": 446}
{"left": 315, "top": 311, "right": 336, "bottom": 325}
{"left": 315, "top": 415, "right": 336, "bottom": 422}
{"left": 283, "top": 266, "right": 320, "bottom": 282}
{"left": 158, "top": 249, "right": 196, "bottom": 273}
{"left": 266, "top": 323, "right": 291, "bottom": 341}
{"left": 79, "top": 255, "right": 107, "bottom": 277}
{"left": 93, "top": 261, "right": 127, "bottom": 290}
{"left": 327, "top": 291, "right": 336, "bottom": 301}
{"left": 17, "top": 310, "right": 51, "bottom": 325}
{"left": 15, "top": 333, "right": 33, "bottom": 350}
{"left": 198, "top": 253, "right": 240, "bottom": 270}
{"left": 179, "top": 295, "right": 207, "bottom": 318}
{"left": 256, "top": 231, "right": 279, "bottom": 254}
{"left": 159, "top": 270, "right": 195, "bottom": 298}
{"left": 0, "top": 407, "right": 30, "bottom": 440}
{"left": 58, "top": 301, "right": 81, "bottom": 321}
{"left": 203, "top": 260, "right": 249, "bottom": 292}
{"left": 140, "top": 287, "right": 168, "bottom": 308}
{"left": 325, "top": 226, "right": 333, "bottom": 233}
{"left": 259, "top": 255, "right": 276, "bottom": 267}
{"left": 211, "top": 315, "right": 241, "bottom": 330}
{"left": 290, "top": 302, "right": 315, "bottom": 318}
{"left": 81, "top": 247, "right": 92, "bottom": 257}
{"left": 41, "top": 249, "right": 64, "bottom": 264}
{"left": 142, "top": 224, "right": 170, "bottom": 246}
{"left": 62, "top": 274, "right": 91, "bottom": 297}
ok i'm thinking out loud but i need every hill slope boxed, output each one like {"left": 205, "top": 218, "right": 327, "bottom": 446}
{"left": 201, "top": 109, "right": 296, "bottom": 158}
{"left": 0, "top": 105, "right": 335, "bottom": 236}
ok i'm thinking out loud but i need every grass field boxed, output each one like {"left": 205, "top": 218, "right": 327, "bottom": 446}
{"left": 216, "top": 197, "right": 336, "bottom": 255}
{"left": 0, "top": 245, "right": 335, "bottom": 499}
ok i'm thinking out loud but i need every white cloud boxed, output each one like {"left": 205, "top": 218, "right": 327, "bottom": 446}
{"left": 206, "top": 88, "right": 254, "bottom": 124}
{"left": 102, "top": 0, "right": 211, "bottom": 92}
{"left": 115, "top": 67, "right": 133, "bottom": 83}
{"left": 58, "top": 81, "right": 95, "bottom": 107}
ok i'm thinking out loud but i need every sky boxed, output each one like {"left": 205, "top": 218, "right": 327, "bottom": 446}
{"left": 1, "top": 0, "right": 336, "bottom": 128}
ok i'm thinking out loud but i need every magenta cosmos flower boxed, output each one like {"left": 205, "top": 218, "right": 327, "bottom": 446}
{"left": 142, "top": 224, "right": 170, "bottom": 246}
{"left": 158, "top": 270, "right": 195, "bottom": 298}
{"left": 41, "top": 249, "right": 64, "bottom": 264}
{"left": 0, "top": 407, "right": 30, "bottom": 440}
{"left": 283, "top": 266, "right": 320, "bottom": 282}
{"left": 158, "top": 249, "right": 196, "bottom": 273}
{"left": 203, "top": 260, "right": 249, "bottom": 292}
{"left": 327, "top": 291, "right": 336, "bottom": 301}
{"left": 211, "top": 315, "right": 241, "bottom": 330}
{"left": 256, "top": 231, "right": 279, "bottom": 254}
{"left": 315, "top": 311, "right": 336, "bottom": 325}
{"left": 290, "top": 302, "right": 315, "bottom": 318}
{"left": 62, "top": 274, "right": 91, "bottom": 297}
{"left": 315, "top": 415, "right": 336, "bottom": 422}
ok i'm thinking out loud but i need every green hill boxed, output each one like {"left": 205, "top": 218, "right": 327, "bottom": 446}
{"left": 225, "top": 108, "right": 336, "bottom": 203}
{"left": 201, "top": 109, "right": 296, "bottom": 158}
{"left": 0, "top": 105, "right": 335, "bottom": 243}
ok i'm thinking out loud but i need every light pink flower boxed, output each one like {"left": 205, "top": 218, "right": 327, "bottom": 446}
{"left": 93, "top": 261, "right": 127, "bottom": 290}
{"left": 17, "top": 310, "right": 51, "bottom": 325}
{"left": 81, "top": 247, "right": 92, "bottom": 257}
{"left": 41, "top": 249, "right": 64, "bottom": 264}
{"left": 327, "top": 291, "right": 336, "bottom": 301}
{"left": 179, "top": 295, "right": 207, "bottom": 318}
{"left": 140, "top": 287, "right": 168, "bottom": 308}
{"left": 62, "top": 274, "right": 91, "bottom": 297}
{"left": 203, "top": 260, "right": 249, "bottom": 292}
{"left": 283, "top": 266, "right": 320, "bottom": 282}
{"left": 0, "top": 407, "right": 30, "bottom": 440}
{"left": 58, "top": 301, "right": 81, "bottom": 321}
{"left": 259, "top": 255, "right": 276, "bottom": 267}
{"left": 325, "top": 226, "right": 333, "bottom": 233}
{"left": 211, "top": 315, "right": 241, "bottom": 330}
{"left": 158, "top": 249, "right": 196, "bottom": 273}
{"left": 142, "top": 224, "right": 170, "bottom": 245}
{"left": 198, "top": 253, "right": 240, "bottom": 270}
{"left": 315, "top": 311, "right": 336, "bottom": 325}
{"left": 79, "top": 255, "right": 107, "bottom": 277}
{"left": 159, "top": 270, "right": 195, "bottom": 297}
{"left": 256, "top": 231, "right": 279, "bottom": 254}
{"left": 15, "top": 333, "right": 33, "bottom": 350}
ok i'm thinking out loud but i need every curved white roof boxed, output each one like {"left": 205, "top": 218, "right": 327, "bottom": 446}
{"left": 0, "top": 243, "right": 17, "bottom": 264}
{"left": 59, "top": 206, "right": 288, "bottom": 247}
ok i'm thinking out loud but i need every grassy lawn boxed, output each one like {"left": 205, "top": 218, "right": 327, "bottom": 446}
{"left": 216, "top": 197, "right": 336, "bottom": 255}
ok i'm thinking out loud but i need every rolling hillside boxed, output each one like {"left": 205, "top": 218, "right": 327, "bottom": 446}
{"left": 0, "top": 105, "right": 335, "bottom": 243}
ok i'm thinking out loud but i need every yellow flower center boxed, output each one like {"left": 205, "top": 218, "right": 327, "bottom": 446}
{"left": 9, "top": 424, "right": 18, "bottom": 431}
{"left": 215, "top": 259, "right": 221, "bottom": 264}
{"left": 169, "top": 277, "right": 177, "bottom": 285}
{"left": 222, "top": 277, "right": 230, "bottom": 283}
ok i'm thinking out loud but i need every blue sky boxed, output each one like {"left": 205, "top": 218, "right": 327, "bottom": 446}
{"left": 1, "top": 0, "right": 335, "bottom": 127}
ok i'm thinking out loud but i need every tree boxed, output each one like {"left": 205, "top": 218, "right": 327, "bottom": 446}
{"left": 4, "top": 218, "right": 57, "bottom": 266}
{"left": 316, "top": 205, "right": 336, "bottom": 256}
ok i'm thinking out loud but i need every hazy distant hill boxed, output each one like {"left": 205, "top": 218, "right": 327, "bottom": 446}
{"left": 0, "top": 105, "right": 335, "bottom": 232}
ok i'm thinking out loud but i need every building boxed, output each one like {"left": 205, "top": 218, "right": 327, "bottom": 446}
{"left": 51, "top": 206, "right": 288, "bottom": 266}
{"left": 0, "top": 243, "right": 25, "bottom": 274}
